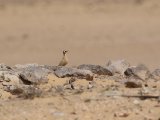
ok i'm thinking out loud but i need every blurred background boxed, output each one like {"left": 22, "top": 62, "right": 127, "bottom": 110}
{"left": 0, "top": 0, "right": 160, "bottom": 69}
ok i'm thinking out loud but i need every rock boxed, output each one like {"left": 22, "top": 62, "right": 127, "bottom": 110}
{"left": 106, "top": 59, "right": 130, "bottom": 76}
{"left": 64, "top": 84, "right": 74, "bottom": 90}
{"left": 77, "top": 64, "right": 112, "bottom": 75}
{"left": 123, "top": 79, "right": 142, "bottom": 88}
{"left": 87, "top": 81, "right": 96, "bottom": 89}
{"left": 54, "top": 67, "right": 93, "bottom": 80}
{"left": 125, "top": 64, "right": 150, "bottom": 80}
{"left": 133, "top": 99, "right": 140, "bottom": 105}
{"left": 13, "top": 64, "right": 59, "bottom": 85}
{"left": 0, "top": 71, "right": 19, "bottom": 82}
{"left": 19, "top": 67, "right": 51, "bottom": 85}
{"left": 124, "top": 66, "right": 136, "bottom": 77}
{"left": 52, "top": 111, "right": 64, "bottom": 117}
{"left": 138, "top": 86, "right": 152, "bottom": 95}
{"left": 19, "top": 85, "right": 42, "bottom": 99}
{"left": 14, "top": 64, "right": 59, "bottom": 72}
{"left": 0, "top": 71, "right": 20, "bottom": 87}
{"left": 151, "top": 69, "right": 160, "bottom": 80}
{"left": 54, "top": 85, "right": 64, "bottom": 94}
{"left": 0, "top": 64, "right": 12, "bottom": 71}
{"left": 63, "top": 77, "right": 76, "bottom": 89}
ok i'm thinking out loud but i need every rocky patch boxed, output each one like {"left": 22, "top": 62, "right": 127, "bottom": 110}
{"left": 77, "top": 64, "right": 112, "bottom": 75}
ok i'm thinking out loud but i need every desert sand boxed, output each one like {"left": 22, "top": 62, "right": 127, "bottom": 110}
{"left": 0, "top": 0, "right": 160, "bottom": 120}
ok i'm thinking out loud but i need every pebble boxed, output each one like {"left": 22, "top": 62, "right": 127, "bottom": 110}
{"left": 114, "top": 111, "right": 129, "bottom": 117}
{"left": 133, "top": 99, "right": 140, "bottom": 105}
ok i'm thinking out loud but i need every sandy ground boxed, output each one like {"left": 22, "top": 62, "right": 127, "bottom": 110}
{"left": 0, "top": 74, "right": 160, "bottom": 120}
{"left": 0, "top": 0, "right": 160, "bottom": 120}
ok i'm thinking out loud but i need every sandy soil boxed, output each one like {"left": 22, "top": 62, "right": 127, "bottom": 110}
{"left": 0, "top": 74, "right": 160, "bottom": 120}
{"left": 0, "top": 0, "right": 160, "bottom": 120}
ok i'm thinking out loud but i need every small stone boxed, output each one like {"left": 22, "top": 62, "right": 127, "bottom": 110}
{"left": 133, "top": 99, "right": 140, "bottom": 105}
{"left": 114, "top": 111, "right": 129, "bottom": 117}
{"left": 64, "top": 84, "right": 74, "bottom": 90}
{"left": 52, "top": 111, "right": 64, "bottom": 117}
{"left": 87, "top": 82, "right": 93, "bottom": 89}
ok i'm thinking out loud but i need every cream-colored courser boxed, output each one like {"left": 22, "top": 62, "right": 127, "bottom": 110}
{"left": 58, "top": 50, "right": 69, "bottom": 66}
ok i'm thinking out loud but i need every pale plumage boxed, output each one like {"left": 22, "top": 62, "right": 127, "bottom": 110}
{"left": 58, "top": 50, "right": 69, "bottom": 66}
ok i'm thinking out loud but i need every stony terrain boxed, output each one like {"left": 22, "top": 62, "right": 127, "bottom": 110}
{"left": 0, "top": 60, "right": 160, "bottom": 120}
{"left": 0, "top": 0, "right": 160, "bottom": 120}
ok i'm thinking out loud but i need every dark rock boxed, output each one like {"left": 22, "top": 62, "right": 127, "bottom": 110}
{"left": 123, "top": 79, "right": 142, "bottom": 88}
{"left": 151, "top": 69, "right": 160, "bottom": 80}
{"left": 124, "top": 67, "right": 135, "bottom": 77}
{"left": 54, "top": 67, "right": 93, "bottom": 80}
{"left": 106, "top": 60, "right": 130, "bottom": 75}
{"left": 77, "top": 64, "right": 112, "bottom": 76}
{"left": 125, "top": 64, "right": 150, "bottom": 80}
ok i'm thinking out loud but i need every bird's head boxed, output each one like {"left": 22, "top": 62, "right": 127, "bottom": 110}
{"left": 63, "top": 50, "right": 68, "bottom": 55}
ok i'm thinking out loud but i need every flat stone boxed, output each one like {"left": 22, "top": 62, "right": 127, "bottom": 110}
{"left": 54, "top": 67, "right": 93, "bottom": 80}
{"left": 77, "top": 64, "right": 112, "bottom": 75}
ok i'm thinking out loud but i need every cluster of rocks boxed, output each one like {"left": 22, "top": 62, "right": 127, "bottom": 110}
{"left": 0, "top": 60, "right": 160, "bottom": 97}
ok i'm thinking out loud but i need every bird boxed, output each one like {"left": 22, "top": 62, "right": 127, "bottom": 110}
{"left": 58, "top": 50, "right": 69, "bottom": 66}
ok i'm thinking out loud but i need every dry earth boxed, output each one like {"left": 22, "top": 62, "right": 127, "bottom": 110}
{"left": 0, "top": 0, "right": 160, "bottom": 120}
